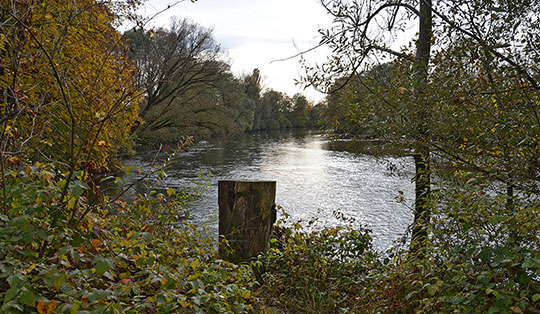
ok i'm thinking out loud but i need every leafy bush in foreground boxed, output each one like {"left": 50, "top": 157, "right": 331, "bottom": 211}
{"left": 0, "top": 163, "right": 257, "bottom": 313}
{"left": 258, "top": 188, "right": 540, "bottom": 314}
{"left": 258, "top": 222, "right": 380, "bottom": 313}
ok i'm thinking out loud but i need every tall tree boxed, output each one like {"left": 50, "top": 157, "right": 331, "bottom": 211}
{"left": 304, "top": 0, "right": 539, "bottom": 255}
{"left": 147, "top": 66, "right": 256, "bottom": 139}
{"left": 258, "top": 89, "right": 291, "bottom": 130}
{"left": 0, "top": 0, "right": 141, "bottom": 170}
{"left": 429, "top": 0, "right": 540, "bottom": 198}
{"left": 243, "top": 68, "right": 264, "bottom": 129}
{"left": 304, "top": 0, "right": 433, "bottom": 254}
{"left": 0, "top": 0, "right": 143, "bottom": 251}
{"left": 410, "top": 0, "right": 432, "bottom": 254}
{"left": 243, "top": 68, "right": 262, "bottom": 101}
{"left": 291, "top": 93, "right": 310, "bottom": 127}
{"left": 125, "top": 18, "right": 223, "bottom": 134}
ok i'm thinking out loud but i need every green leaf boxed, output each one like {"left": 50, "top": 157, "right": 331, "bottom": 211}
{"left": 8, "top": 274, "right": 24, "bottom": 288}
{"left": 166, "top": 188, "right": 176, "bottom": 197}
{"left": 68, "top": 302, "right": 80, "bottom": 314}
{"left": 532, "top": 294, "right": 540, "bottom": 302}
{"left": 66, "top": 197, "right": 77, "bottom": 210}
{"left": 103, "top": 271, "right": 115, "bottom": 281}
{"left": 70, "top": 180, "right": 87, "bottom": 198}
{"left": 519, "top": 271, "right": 531, "bottom": 284}
{"left": 95, "top": 257, "right": 110, "bottom": 276}
{"left": 45, "top": 271, "right": 67, "bottom": 290}
{"left": 3, "top": 287, "right": 18, "bottom": 304}
{"left": 19, "top": 289, "right": 35, "bottom": 307}
{"left": 158, "top": 170, "right": 167, "bottom": 180}
{"left": 427, "top": 284, "right": 438, "bottom": 296}
{"left": 99, "top": 176, "right": 115, "bottom": 183}
{"left": 57, "top": 179, "right": 67, "bottom": 189}
{"left": 522, "top": 260, "right": 536, "bottom": 268}
{"left": 449, "top": 296, "right": 464, "bottom": 304}
{"left": 88, "top": 292, "right": 99, "bottom": 303}
{"left": 114, "top": 177, "right": 124, "bottom": 187}
{"left": 488, "top": 305, "right": 501, "bottom": 314}
{"left": 125, "top": 166, "right": 140, "bottom": 176}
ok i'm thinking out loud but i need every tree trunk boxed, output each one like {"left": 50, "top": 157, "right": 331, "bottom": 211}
{"left": 218, "top": 180, "right": 277, "bottom": 263}
{"left": 410, "top": 0, "right": 433, "bottom": 256}
{"left": 506, "top": 181, "right": 514, "bottom": 210}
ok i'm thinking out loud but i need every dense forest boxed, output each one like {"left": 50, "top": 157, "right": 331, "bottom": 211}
{"left": 0, "top": 0, "right": 539, "bottom": 313}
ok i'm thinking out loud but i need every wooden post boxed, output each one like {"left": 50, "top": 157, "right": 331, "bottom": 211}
{"left": 218, "top": 180, "right": 276, "bottom": 263}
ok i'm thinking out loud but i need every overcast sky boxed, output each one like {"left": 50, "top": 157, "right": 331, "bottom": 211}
{"left": 141, "top": 0, "right": 333, "bottom": 103}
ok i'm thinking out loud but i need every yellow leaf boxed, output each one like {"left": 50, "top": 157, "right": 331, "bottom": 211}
{"left": 66, "top": 196, "right": 76, "bottom": 210}
{"left": 25, "top": 263, "right": 37, "bottom": 274}
{"left": 40, "top": 139, "right": 53, "bottom": 147}
{"left": 36, "top": 300, "right": 56, "bottom": 314}
{"left": 37, "top": 302, "right": 48, "bottom": 314}
{"left": 47, "top": 300, "right": 57, "bottom": 314}
{"left": 190, "top": 259, "right": 200, "bottom": 269}
{"left": 8, "top": 156, "right": 20, "bottom": 165}
{"left": 241, "top": 290, "right": 251, "bottom": 299}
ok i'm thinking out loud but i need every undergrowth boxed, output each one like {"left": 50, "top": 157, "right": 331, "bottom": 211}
{"left": 1, "top": 162, "right": 539, "bottom": 313}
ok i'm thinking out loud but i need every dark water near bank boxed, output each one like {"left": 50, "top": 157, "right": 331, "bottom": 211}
{"left": 121, "top": 129, "right": 415, "bottom": 251}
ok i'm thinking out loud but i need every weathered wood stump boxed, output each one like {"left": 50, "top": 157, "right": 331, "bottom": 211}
{"left": 218, "top": 180, "right": 276, "bottom": 263}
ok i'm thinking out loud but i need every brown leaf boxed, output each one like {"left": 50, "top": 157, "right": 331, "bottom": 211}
{"left": 510, "top": 306, "right": 523, "bottom": 314}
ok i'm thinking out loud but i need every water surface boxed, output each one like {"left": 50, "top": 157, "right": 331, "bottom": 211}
{"left": 123, "top": 130, "right": 415, "bottom": 251}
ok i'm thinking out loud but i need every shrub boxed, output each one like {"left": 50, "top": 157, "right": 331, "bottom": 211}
{"left": 0, "top": 163, "right": 259, "bottom": 313}
{"left": 258, "top": 221, "right": 379, "bottom": 313}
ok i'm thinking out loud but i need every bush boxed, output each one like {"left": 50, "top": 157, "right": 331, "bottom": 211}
{"left": 0, "top": 163, "right": 259, "bottom": 313}
{"left": 258, "top": 222, "right": 379, "bottom": 313}
{"left": 256, "top": 186, "right": 540, "bottom": 314}
{"left": 409, "top": 185, "right": 540, "bottom": 313}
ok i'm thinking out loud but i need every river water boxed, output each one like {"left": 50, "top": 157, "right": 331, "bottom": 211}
{"left": 121, "top": 129, "right": 415, "bottom": 251}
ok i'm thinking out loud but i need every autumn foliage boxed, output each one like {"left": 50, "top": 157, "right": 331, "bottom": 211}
{"left": 1, "top": 0, "right": 141, "bottom": 171}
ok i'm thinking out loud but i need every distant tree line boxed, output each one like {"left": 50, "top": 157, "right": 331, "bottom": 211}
{"left": 124, "top": 19, "right": 324, "bottom": 144}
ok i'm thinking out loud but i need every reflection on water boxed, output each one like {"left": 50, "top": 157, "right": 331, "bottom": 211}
{"left": 122, "top": 129, "right": 415, "bottom": 251}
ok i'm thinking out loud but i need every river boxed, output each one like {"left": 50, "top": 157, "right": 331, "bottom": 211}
{"left": 120, "top": 129, "right": 415, "bottom": 252}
